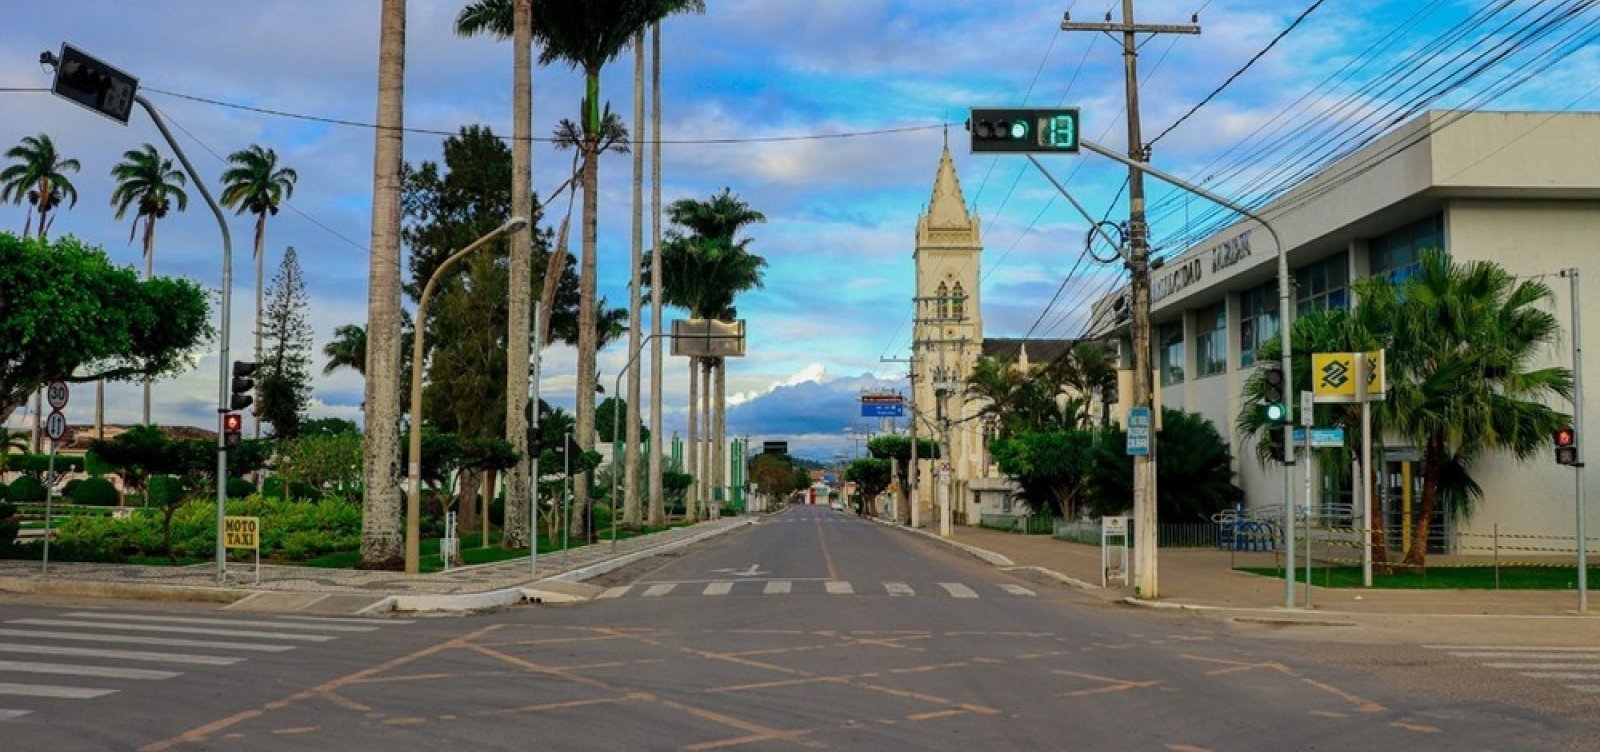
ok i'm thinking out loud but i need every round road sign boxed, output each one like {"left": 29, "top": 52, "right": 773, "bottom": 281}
{"left": 46, "top": 381, "right": 69, "bottom": 410}
{"left": 45, "top": 410, "right": 68, "bottom": 441}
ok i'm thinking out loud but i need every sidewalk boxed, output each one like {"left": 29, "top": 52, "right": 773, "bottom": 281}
{"left": 896, "top": 521, "right": 1597, "bottom": 618}
{"left": 0, "top": 517, "right": 752, "bottom": 612}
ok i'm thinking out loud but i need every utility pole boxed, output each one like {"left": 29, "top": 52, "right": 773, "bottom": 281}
{"left": 1062, "top": 2, "right": 1199, "bottom": 599}
{"left": 881, "top": 355, "right": 917, "bottom": 526}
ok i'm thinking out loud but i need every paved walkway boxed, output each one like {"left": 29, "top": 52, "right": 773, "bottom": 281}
{"left": 0, "top": 518, "right": 750, "bottom": 597}
{"left": 901, "top": 522, "right": 1595, "bottom": 617}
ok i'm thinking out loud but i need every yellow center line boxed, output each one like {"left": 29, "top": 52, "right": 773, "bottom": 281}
{"left": 814, "top": 514, "right": 839, "bottom": 581}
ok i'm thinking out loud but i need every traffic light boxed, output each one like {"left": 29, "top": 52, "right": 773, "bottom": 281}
{"left": 1555, "top": 425, "right": 1579, "bottom": 466}
{"left": 1264, "top": 426, "right": 1286, "bottom": 463}
{"left": 967, "top": 108, "right": 1081, "bottom": 154}
{"left": 524, "top": 399, "right": 552, "bottom": 454}
{"left": 230, "top": 361, "right": 258, "bottom": 411}
{"left": 1260, "top": 361, "right": 1288, "bottom": 423}
{"left": 222, "top": 412, "right": 243, "bottom": 449}
{"left": 47, "top": 44, "right": 139, "bottom": 125}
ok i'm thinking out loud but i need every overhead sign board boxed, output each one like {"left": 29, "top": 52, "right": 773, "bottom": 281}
{"left": 1311, "top": 351, "right": 1386, "bottom": 403}
{"left": 1126, "top": 406, "right": 1151, "bottom": 456}
{"left": 671, "top": 319, "right": 746, "bottom": 358}
{"left": 762, "top": 441, "right": 788, "bottom": 455}
{"left": 1292, "top": 427, "right": 1347, "bottom": 448}
{"left": 861, "top": 394, "right": 906, "bottom": 418}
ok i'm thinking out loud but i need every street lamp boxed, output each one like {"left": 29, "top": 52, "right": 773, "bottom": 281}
{"left": 404, "top": 216, "right": 528, "bottom": 574}
{"left": 611, "top": 332, "right": 665, "bottom": 551}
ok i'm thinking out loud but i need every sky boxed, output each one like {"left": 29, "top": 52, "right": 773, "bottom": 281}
{"left": 3, "top": 0, "right": 1598, "bottom": 461}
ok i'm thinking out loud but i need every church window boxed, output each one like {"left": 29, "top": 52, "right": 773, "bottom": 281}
{"left": 951, "top": 283, "right": 966, "bottom": 319}
{"left": 935, "top": 282, "right": 950, "bottom": 318}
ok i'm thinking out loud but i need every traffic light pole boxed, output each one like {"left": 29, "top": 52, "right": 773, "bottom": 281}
{"left": 130, "top": 95, "right": 235, "bottom": 586}
{"left": 1561, "top": 267, "right": 1586, "bottom": 613}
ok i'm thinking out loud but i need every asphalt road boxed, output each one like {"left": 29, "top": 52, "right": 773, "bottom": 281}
{"left": 1, "top": 504, "right": 1596, "bottom": 751}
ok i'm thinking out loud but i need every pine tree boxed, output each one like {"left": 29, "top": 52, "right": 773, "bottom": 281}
{"left": 258, "top": 247, "right": 313, "bottom": 438}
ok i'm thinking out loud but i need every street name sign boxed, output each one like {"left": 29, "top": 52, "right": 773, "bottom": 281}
{"left": 1292, "top": 427, "right": 1347, "bottom": 448}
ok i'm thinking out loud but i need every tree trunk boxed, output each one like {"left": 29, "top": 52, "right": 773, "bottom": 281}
{"left": 143, "top": 216, "right": 155, "bottom": 426}
{"left": 458, "top": 467, "right": 479, "bottom": 538}
{"left": 94, "top": 380, "right": 104, "bottom": 440}
{"left": 1366, "top": 457, "right": 1392, "bottom": 575}
{"left": 481, "top": 467, "right": 495, "bottom": 543}
{"left": 646, "top": 21, "right": 666, "bottom": 529}
{"left": 502, "top": 0, "right": 535, "bottom": 551}
{"left": 624, "top": 30, "right": 645, "bottom": 530}
{"left": 359, "top": 0, "right": 407, "bottom": 570}
{"left": 571, "top": 67, "right": 602, "bottom": 543}
{"left": 1403, "top": 435, "right": 1444, "bottom": 568}
{"left": 253, "top": 214, "right": 265, "bottom": 439}
{"left": 687, "top": 355, "right": 699, "bottom": 521}
{"left": 30, "top": 390, "right": 42, "bottom": 454}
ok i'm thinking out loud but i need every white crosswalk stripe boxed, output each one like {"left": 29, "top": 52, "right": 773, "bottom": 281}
{"left": 998, "top": 584, "right": 1036, "bottom": 597}
{"left": 825, "top": 581, "right": 853, "bottom": 595}
{"left": 938, "top": 583, "right": 978, "bottom": 599}
{"left": 642, "top": 583, "right": 677, "bottom": 597}
{"left": 884, "top": 582, "right": 915, "bottom": 597}
{"left": 0, "top": 608, "right": 406, "bottom": 723}
{"left": 763, "top": 581, "right": 792, "bottom": 595}
{"left": 704, "top": 582, "right": 734, "bottom": 596}
{"left": 601, "top": 580, "right": 1042, "bottom": 599}
{"left": 1426, "top": 645, "right": 1600, "bottom": 696}
{"left": 597, "top": 586, "right": 632, "bottom": 599}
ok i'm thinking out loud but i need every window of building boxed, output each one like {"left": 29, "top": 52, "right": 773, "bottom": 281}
{"left": 1369, "top": 212, "right": 1444, "bottom": 284}
{"left": 1295, "top": 252, "right": 1349, "bottom": 314}
{"left": 1195, "top": 303, "right": 1226, "bottom": 377}
{"left": 1158, "top": 322, "right": 1185, "bottom": 386}
{"left": 935, "top": 282, "right": 949, "bottom": 319}
{"left": 1239, "top": 281, "right": 1279, "bottom": 367}
{"left": 950, "top": 282, "right": 966, "bottom": 319}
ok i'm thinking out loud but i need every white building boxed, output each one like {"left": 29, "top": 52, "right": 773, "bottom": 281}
{"left": 1088, "top": 110, "right": 1600, "bottom": 552}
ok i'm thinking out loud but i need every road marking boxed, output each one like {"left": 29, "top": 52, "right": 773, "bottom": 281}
{"left": 1569, "top": 685, "right": 1600, "bottom": 693}
{"left": 704, "top": 582, "right": 734, "bottom": 596}
{"left": 277, "top": 615, "right": 415, "bottom": 626}
{"left": 1427, "top": 645, "right": 1600, "bottom": 652}
{"left": 1452, "top": 652, "right": 1600, "bottom": 659}
{"left": 0, "top": 682, "right": 117, "bottom": 699}
{"left": 1518, "top": 672, "right": 1600, "bottom": 680}
{"left": 596, "top": 586, "right": 632, "bottom": 599}
{"left": 0, "top": 660, "right": 180, "bottom": 680}
{"left": 0, "top": 644, "right": 243, "bottom": 666}
{"left": 61, "top": 612, "right": 378, "bottom": 633}
{"left": 998, "top": 584, "right": 1036, "bottom": 597}
{"left": 938, "top": 583, "right": 978, "bottom": 599}
{"left": 764, "top": 581, "right": 792, "bottom": 595}
{"left": 11, "top": 620, "right": 335, "bottom": 643}
{"left": 826, "top": 581, "right": 854, "bottom": 595}
{"left": 642, "top": 584, "right": 676, "bottom": 597}
{"left": 884, "top": 582, "right": 914, "bottom": 597}
{"left": 0, "top": 709, "right": 30, "bottom": 721}
{"left": 1482, "top": 662, "right": 1600, "bottom": 670}
{"left": 0, "top": 628, "right": 295, "bottom": 653}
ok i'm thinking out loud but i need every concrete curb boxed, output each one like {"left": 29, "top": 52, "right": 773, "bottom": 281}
{"left": 0, "top": 576, "right": 252, "bottom": 605}
{"left": 999, "top": 565, "right": 1101, "bottom": 592}
{"left": 384, "top": 518, "right": 755, "bottom": 613}
{"left": 867, "top": 517, "right": 1015, "bottom": 567}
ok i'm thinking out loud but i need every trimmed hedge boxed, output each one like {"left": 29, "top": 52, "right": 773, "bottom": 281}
{"left": 226, "top": 477, "right": 254, "bottom": 499}
{"left": 7, "top": 476, "right": 45, "bottom": 502}
{"left": 8, "top": 496, "right": 362, "bottom": 562}
{"left": 71, "top": 477, "right": 120, "bottom": 506}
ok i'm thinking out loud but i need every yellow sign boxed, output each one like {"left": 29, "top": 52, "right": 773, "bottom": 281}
{"left": 223, "top": 516, "right": 260, "bottom": 549}
{"left": 1311, "top": 351, "right": 1386, "bottom": 403}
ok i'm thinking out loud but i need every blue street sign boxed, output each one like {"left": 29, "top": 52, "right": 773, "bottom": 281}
{"left": 1292, "top": 427, "right": 1346, "bottom": 448}
{"left": 861, "top": 402, "right": 905, "bottom": 417}
{"left": 1126, "top": 406, "right": 1151, "bottom": 456}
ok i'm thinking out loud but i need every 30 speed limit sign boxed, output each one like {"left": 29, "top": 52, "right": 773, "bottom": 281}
{"left": 46, "top": 381, "right": 69, "bottom": 410}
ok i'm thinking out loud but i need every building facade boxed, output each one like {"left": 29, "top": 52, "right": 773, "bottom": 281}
{"left": 1089, "top": 110, "right": 1600, "bottom": 550}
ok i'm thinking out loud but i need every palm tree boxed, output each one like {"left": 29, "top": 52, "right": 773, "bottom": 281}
{"left": 323, "top": 324, "right": 368, "bottom": 377}
{"left": 0, "top": 426, "right": 28, "bottom": 477}
{"left": 1, "top": 133, "right": 80, "bottom": 240}
{"left": 1049, "top": 341, "right": 1119, "bottom": 429}
{"left": 361, "top": 0, "right": 408, "bottom": 570}
{"left": 220, "top": 144, "right": 298, "bottom": 440}
{"left": 111, "top": 143, "right": 190, "bottom": 427}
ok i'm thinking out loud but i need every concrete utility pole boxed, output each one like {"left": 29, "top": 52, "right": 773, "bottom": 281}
{"left": 1061, "top": 1, "right": 1199, "bottom": 599}
{"left": 881, "top": 355, "right": 916, "bottom": 525}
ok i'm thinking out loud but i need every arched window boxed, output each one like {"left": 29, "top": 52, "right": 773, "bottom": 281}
{"left": 935, "top": 282, "right": 950, "bottom": 319}
{"left": 950, "top": 282, "right": 966, "bottom": 319}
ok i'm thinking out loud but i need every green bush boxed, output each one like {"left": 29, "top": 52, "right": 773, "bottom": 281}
{"left": 226, "top": 477, "right": 255, "bottom": 499}
{"left": 27, "top": 496, "right": 362, "bottom": 562}
{"left": 146, "top": 475, "right": 187, "bottom": 508}
{"left": 7, "top": 476, "right": 45, "bottom": 502}
{"left": 61, "top": 479, "right": 82, "bottom": 498}
{"left": 0, "top": 480, "right": 8, "bottom": 500}
{"left": 71, "top": 477, "right": 120, "bottom": 506}
{"left": 263, "top": 477, "right": 322, "bottom": 501}
{"left": 0, "top": 501, "right": 17, "bottom": 548}
{"left": 5, "top": 454, "right": 86, "bottom": 475}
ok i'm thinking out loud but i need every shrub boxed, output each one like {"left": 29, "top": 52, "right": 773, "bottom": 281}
{"left": 7, "top": 476, "right": 45, "bottom": 502}
{"left": 226, "top": 477, "right": 255, "bottom": 499}
{"left": 71, "top": 477, "right": 120, "bottom": 506}
{"left": 0, "top": 501, "right": 17, "bottom": 548}
{"left": 263, "top": 477, "right": 322, "bottom": 501}
{"left": 0, "top": 480, "right": 8, "bottom": 500}
{"left": 61, "top": 479, "right": 82, "bottom": 498}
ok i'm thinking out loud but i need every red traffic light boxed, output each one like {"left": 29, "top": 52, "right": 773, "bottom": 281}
{"left": 1555, "top": 426, "right": 1576, "bottom": 447}
{"left": 223, "top": 413, "right": 243, "bottom": 432}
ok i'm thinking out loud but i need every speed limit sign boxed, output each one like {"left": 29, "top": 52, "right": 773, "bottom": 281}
{"left": 46, "top": 381, "right": 69, "bottom": 410}
{"left": 45, "top": 410, "right": 67, "bottom": 441}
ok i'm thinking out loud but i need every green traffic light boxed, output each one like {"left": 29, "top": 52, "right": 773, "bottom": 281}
{"left": 1009, "top": 120, "right": 1027, "bottom": 140}
{"left": 1264, "top": 403, "right": 1287, "bottom": 422}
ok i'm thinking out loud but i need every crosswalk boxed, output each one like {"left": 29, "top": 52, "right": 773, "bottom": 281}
{"left": 0, "top": 608, "right": 409, "bottom": 723}
{"left": 595, "top": 580, "right": 1037, "bottom": 600}
{"left": 1425, "top": 644, "right": 1600, "bottom": 695}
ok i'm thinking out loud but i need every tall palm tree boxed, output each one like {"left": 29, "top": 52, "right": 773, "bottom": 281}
{"left": 1, "top": 133, "right": 80, "bottom": 240}
{"left": 111, "top": 143, "right": 190, "bottom": 427}
{"left": 1366, "top": 250, "right": 1572, "bottom": 567}
{"left": 220, "top": 144, "right": 298, "bottom": 440}
{"left": 1049, "top": 341, "right": 1119, "bottom": 429}
{"left": 323, "top": 324, "right": 369, "bottom": 377}
{"left": 361, "top": 0, "right": 408, "bottom": 570}
{"left": 626, "top": 29, "right": 646, "bottom": 529}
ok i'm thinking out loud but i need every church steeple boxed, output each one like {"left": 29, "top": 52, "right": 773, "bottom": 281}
{"left": 926, "top": 142, "right": 973, "bottom": 230}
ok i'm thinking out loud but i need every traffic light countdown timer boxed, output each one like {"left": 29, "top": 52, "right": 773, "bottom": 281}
{"left": 968, "top": 108, "right": 1081, "bottom": 154}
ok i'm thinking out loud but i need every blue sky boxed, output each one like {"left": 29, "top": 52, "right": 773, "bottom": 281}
{"left": 4, "top": 1, "right": 1598, "bottom": 460}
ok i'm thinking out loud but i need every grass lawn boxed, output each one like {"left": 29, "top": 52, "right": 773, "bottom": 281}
{"left": 297, "top": 522, "right": 696, "bottom": 572}
{"left": 1238, "top": 565, "right": 1599, "bottom": 590}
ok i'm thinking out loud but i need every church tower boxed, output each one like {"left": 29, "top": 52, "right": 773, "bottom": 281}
{"left": 911, "top": 135, "right": 984, "bottom": 527}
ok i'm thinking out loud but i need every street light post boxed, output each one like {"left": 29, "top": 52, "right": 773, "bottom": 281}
{"left": 405, "top": 217, "right": 527, "bottom": 574}
{"left": 611, "top": 332, "right": 665, "bottom": 551}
